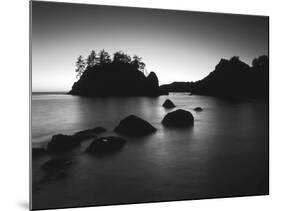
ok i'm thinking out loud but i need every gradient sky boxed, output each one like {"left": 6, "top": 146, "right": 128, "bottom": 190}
{"left": 31, "top": 1, "right": 268, "bottom": 92}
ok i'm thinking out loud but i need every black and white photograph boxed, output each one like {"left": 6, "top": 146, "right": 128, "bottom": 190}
{"left": 31, "top": 1, "right": 269, "bottom": 210}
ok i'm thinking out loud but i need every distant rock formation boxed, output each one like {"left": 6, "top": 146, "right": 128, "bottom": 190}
{"left": 160, "top": 82, "right": 194, "bottom": 94}
{"left": 162, "top": 99, "right": 176, "bottom": 108}
{"left": 114, "top": 115, "right": 157, "bottom": 136}
{"left": 69, "top": 50, "right": 162, "bottom": 97}
{"left": 159, "top": 55, "right": 269, "bottom": 99}
{"left": 191, "top": 56, "right": 269, "bottom": 99}
{"left": 162, "top": 109, "right": 194, "bottom": 127}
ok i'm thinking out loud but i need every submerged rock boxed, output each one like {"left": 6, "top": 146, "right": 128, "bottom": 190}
{"left": 47, "top": 134, "right": 80, "bottom": 153}
{"left": 86, "top": 136, "right": 126, "bottom": 155}
{"left": 162, "top": 99, "right": 176, "bottom": 108}
{"left": 162, "top": 109, "right": 194, "bottom": 127}
{"left": 32, "top": 148, "right": 46, "bottom": 157}
{"left": 114, "top": 115, "right": 156, "bottom": 136}
{"left": 41, "top": 158, "right": 73, "bottom": 173}
{"left": 73, "top": 126, "right": 106, "bottom": 140}
{"left": 194, "top": 107, "right": 203, "bottom": 112}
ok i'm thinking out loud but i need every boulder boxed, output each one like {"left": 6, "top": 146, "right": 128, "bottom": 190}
{"left": 114, "top": 115, "right": 156, "bottom": 136}
{"left": 162, "top": 109, "right": 194, "bottom": 127}
{"left": 162, "top": 99, "right": 176, "bottom": 108}
{"left": 194, "top": 107, "right": 203, "bottom": 112}
{"left": 86, "top": 136, "right": 126, "bottom": 155}
{"left": 73, "top": 126, "right": 106, "bottom": 140}
{"left": 32, "top": 148, "right": 46, "bottom": 157}
{"left": 41, "top": 158, "right": 73, "bottom": 173}
{"left": 47, "top": 134, "right": 80, "bottom": 153}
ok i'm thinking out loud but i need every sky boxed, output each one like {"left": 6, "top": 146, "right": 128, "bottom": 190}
{"left": 31, "top": 1, "right": 268, "bottom": 92}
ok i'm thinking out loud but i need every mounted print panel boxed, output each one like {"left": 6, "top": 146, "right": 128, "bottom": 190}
{"left": 30, "top": 1, "right": 269, "bottom": 210}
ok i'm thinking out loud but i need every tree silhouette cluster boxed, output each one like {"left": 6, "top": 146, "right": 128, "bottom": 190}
{"left": 70, "top": 50, "right": 161, "bottom": 97}
{"left": 75, "top": 50, "right": 146, "bottom": 78}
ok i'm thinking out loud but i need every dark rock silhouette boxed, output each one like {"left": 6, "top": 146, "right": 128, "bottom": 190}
{"left": 86, "top": 136, "right": 126, "bottom": 155}
{"left": 194, "top": 107, "right": 203, "bottom": 112}
{"left": 32, "top": 148, "right": 46, "bottom": 157}
{"left": 159, "top": 55, "right": 269, "bottom": 99}
{"left": 162, "top": 109, "right": 194, "bottom": 127}
{"left": 53, "top": 172, "right": 68, "bottom": 180}
{"left": 47, "top": 134, "right": 80, "bottom": 153}
{"left": 69, "top": 50, "right": 162, "bottom": 97}
{"left": 114, "top": 115, "right": 157, "bottom": 136}
{"left": 41, "top": 158, "right": 72, "bottom": 181}
{"left": 73, "top": 126, "right": 106, "bottom": 140}
{"left": 160, "top": 82, "right": 194, "bottom": 94}
{"left": 41, "top": 158, "right": 73, "bottom": 173}
{"left": 162, "top": 99, "right": 176, "bottom": 108}
{"left": 47, "top": 127, "right": 106, "bottom": 153}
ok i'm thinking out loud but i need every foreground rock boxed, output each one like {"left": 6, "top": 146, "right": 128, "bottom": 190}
{"left": 86, "top": 136, "right": 126, "bottom": 155}
{"left": 47, "top": 134, "right": 80, "bottom": 153}
{"left": 162, "top": 109, "right": 194, "bottom": 127}
{"left": 114, "top": 115, "right": 157, "bottom": 136}
{"left": 194, "top": 107, "right": 203, "bottom": 112}
{"left": 32, "top": 148, "right": 46, "bottom": 157}
{"left": 41, "top": 158, "right": 72, "bottom": 181}
{"left": 41, "top": 158, "right": 73, "bottom": 173}
{"left": 162, "top": 99, "right": 176, "bottom": 108}
{"left": 73, "top": 126, "right": 106, "bottom": 140}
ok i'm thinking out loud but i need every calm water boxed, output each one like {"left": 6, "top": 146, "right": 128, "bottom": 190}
{"left": 31, "top": 93, "right": 269, "bottom": 209}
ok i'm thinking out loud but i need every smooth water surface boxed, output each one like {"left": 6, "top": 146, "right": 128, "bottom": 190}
{"left": 31, "top": 93, "right": 268, "bottom": 209}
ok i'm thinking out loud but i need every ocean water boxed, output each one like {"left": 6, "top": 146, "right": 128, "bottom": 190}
{"left": 31, "top": 93, "right": 269, "bottom": 209}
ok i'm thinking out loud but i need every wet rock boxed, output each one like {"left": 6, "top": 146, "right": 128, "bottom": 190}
{"left": 47, "top": 134, "right": 80, "bottom": 153}
{"left": 41, "top": 158, "right": 73, "bottom": 173}
{"left": 32, "top": 148, "right": 46, "bottom": 157}
{"left": 162, "top": 109, "right": 194, "bottom": 127}
{"left": 114, "top": 115, "right": 156, "bottom": 136}
{"left": 54, "top": 171, "right": 68, "bottom": 180}
{"left": 73, "top": 127, "right": 106, "bottom": 140}
{"left": 194, "top": 107, "right": 203, "bottom": 112}
{"left": 162, "top": 99, "right": 176, "bottom": 108}
{"left": 86, "top": 136, "right": 126, "bottom": 155}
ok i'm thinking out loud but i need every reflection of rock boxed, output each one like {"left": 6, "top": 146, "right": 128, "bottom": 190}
{"left": 54, "top": 172, "right": 68, "bottom": 180}
{"left": 47, "top": 134, "right": 80, "bottom": 153}
{"left": 86, "top": 136, "right": 126, "bottom": 155}
{"left": 41, "top": 158, "right": 72, "bottom": 182}
{"left": 194, "top": 107, "right": 203, "bottom": 112}
{"left": 162, "top": 99, "right": 176, "bottom": 108}
{"left": 114, "top": 115, "right": 156, "bottom": 136}
{"left": 73, "top": 127, "right": 106, "bottom": 140}
{"left": 41, "top": 158, "right": 73, "bottom": 173}
{"left": 162, "top": 109, "right": 194, "bottom": 127}
{"left": 32, "top": 148, "right": 46, "bottom": 157}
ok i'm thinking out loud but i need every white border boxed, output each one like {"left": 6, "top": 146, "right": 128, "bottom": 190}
{"left": 1, "top": 0, "right": 280, "bottom": 211}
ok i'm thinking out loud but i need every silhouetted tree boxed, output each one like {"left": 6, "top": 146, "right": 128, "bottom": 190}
{"left": 98, "top": 50, "right": 111, "bottom": 65}
{"left": 113, "top": 51, "right": 131, "bottom": 64}
{"left": 131, "top": 55, "right": 145, "bottom": 73}
{"left": 75, "top": 55, "right": 86, "bottom": 78}
{"left": 69, "top": 50, "right": 161, "bottom": 97}
{"left": 86, "top": 50, "right": 97, "bottom": 68}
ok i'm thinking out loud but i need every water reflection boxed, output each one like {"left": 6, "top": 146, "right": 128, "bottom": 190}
{"left": 32, "top": 93, "right": 268, "bottom": 208}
